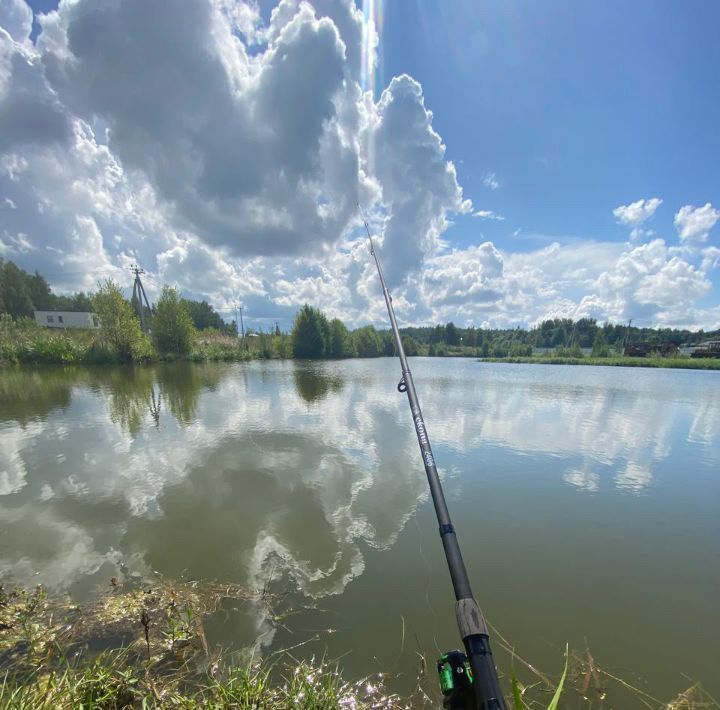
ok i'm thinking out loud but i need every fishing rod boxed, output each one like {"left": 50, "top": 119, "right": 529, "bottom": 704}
{"left": 360, "top": 207, "right": 506, "bottom": 710}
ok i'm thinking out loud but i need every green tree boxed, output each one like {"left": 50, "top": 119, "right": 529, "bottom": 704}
{"left": 381, "top": 330, "right": 395, "bottom": 356}
{"left": 353, "top": 325, "right": 382, "bottom": 357}
{"left": 0, "top": 260, "right": 34, "bottom": 318}
{"left": 490, "top": 341, "right": 508, "bottom": 358}
{"left": 92, "top": 280, "right": 148, "bottom": 362}
{"left": 591, "top": 329, "right": 610, "bottom": 357}
{"left": 53, "top": 290, "right": 94, "bottom": 311}
{"left": 401, "top": 335, "right": 419, "bottom": 356}
{"left": 329, "top": 318, "right": 353, "bottom": 358}
{"left": 182, "top": 299, "right": 226, "bottom": 331}
{"left": 27, "top": 271, "right": 53, "bottom": 310}
{"left": 153, "top": 286, "right": 195, "bottom": 356}
{"left": 292, "top": 305, "right": 329, "bottom": 358}
{"left": 71, "top": 291, "right": 93, "bottom": 311}
{"left": 445, "top": 322, "right": 459, "bottom": 345}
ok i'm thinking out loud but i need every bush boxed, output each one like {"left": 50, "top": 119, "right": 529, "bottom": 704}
{"left": 508, "top": 341, "right": 532, "bottom": 357}
{"left": 93, "top": 280, "right": 150, "bottom": 362}
{"left": 153, "top": 287, "right": 196, "bottom": 356}
{"left": 20, "top": 334, "right": 79, "bottom": 364}
{"left": 272, "top": 333, "right": 293, "bottom": 358}
{"left": 554, "top": 342, "right": 584, "bottom": 358}
{"left": 591, "top": 330, "right": 610, "bottom": 357}
{"left": 83, "top": 341, "right": 119, "bottom": 364}
{"left": 0, "top": 316, "right": 86, "bottom": 364}
{"left": 255, "top": 333, "right": 275, "bottom": 359}
{"left": 490, "top": 341, "right": 508, "bottom": 358}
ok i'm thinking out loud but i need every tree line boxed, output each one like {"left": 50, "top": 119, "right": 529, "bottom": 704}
{"left": 2, "top": 258, "right": 718, "bottom": 364}
{"left": 397, "top": 317, "right": 719, "bottom": 356}
{"left": 0, "top": 259, "right": 94, "bottom": 316}
{"left": 291, "top": 304, "right": 412, "bottom": 358}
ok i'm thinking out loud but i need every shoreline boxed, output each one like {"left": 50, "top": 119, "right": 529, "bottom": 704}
{"left": 478, "top": 355, "right": 720, "bottom": 370}
{"left": 4, "top": 354, "right": 720, "bottom": 370}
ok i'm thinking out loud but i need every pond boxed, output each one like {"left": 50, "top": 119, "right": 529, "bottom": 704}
{"left": 1, "top": 359, "right": 718, "bottom": 701}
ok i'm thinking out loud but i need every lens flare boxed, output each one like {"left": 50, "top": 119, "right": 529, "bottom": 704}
{"left": 360, "top": 0, "right": 383, "bottom": 179}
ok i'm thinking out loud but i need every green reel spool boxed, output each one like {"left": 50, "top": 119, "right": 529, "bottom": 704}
{"left": 437, "top": 650, "right": 474, "bottom": 708}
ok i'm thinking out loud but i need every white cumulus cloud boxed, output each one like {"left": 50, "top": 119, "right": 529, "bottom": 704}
{"left": 674, "top": 203, "right": 720, "bottom": 243}
{"left": 613, "top": 197, "right": 662, "bottom": 226}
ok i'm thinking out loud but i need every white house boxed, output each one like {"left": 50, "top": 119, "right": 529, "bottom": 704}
{"left": 34, "top": 311, "right": 100, "bottom": 329}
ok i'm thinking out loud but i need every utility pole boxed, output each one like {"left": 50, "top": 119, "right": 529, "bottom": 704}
{"left": 566, "top": 319, "right": 578, "bottom": 349}
{"left": 622, "top": 318, "right": 633, "bottom": 350}
{"left": 237, "top": 304, "right": 247, "bottom": 350}
{"left": 130, "top": 264, "right": 152, "bottom": 332}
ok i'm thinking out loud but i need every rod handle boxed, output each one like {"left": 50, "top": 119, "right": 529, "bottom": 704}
{"left": 457, "top": 600, "right": 506, "bottom": 710}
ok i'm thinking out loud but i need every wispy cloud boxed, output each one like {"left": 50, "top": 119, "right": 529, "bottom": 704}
{"left": 473, "top": 209, "right": 504, "bottom": 221}
{"left": 483, "top": 172, "right": 499, "bottom": 190}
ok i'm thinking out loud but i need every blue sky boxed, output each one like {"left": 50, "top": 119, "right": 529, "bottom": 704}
{"left": 2, "top": 0, "right": 719, "bottom": 330}
{"left": 378, "top": 1, "right": 720, "bottom": 250}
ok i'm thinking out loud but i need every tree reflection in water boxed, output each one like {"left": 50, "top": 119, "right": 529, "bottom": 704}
{"left": 292, "top": 362, "right": 344, "bottom": 403}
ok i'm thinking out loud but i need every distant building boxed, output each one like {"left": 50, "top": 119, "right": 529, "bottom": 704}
{"left": 533, "top": 346, "right": 593, "bottom": 356}
{"left": 624, "top": 341, "right": 679, "bottom": 357}
{"left": 690, "top": 340, "right": 720, "bottom": 358}
{"left": 34, "top": 311, "right": 100, "bottom": 329}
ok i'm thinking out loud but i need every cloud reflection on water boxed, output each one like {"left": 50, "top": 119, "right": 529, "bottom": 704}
{"left": 0, "top": 360, "right": 717, "bottom": 610}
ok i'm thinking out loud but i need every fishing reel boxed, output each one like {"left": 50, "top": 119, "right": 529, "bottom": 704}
{"left": 437, "top": 650, "right": 475, "bottom": 709}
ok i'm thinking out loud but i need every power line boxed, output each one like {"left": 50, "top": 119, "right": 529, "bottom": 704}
{"left": 35, "top": 270, "right": 120, "bottom": 278}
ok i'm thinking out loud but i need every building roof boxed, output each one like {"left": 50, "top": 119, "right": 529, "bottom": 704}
{"left": 34, "top": 310, "right": 96, "bottom": 315}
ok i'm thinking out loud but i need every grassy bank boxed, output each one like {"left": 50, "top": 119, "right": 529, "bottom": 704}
{"left": 1, "top": 580, "right": 716, "bottom": 709}
{"left": 480, "top": 355, "right": 720, "bottom": 370}
{"left": 3, "top": 317, "right": 719, "bottom": 371}
{"left": 0, "top": 580, "right": 399, "bottom": 709}
{"left": 0, "top": 317, "right": 261, "bottom": 366}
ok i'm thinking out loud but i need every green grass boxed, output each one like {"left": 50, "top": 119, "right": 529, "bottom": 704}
{"left": 2, "top": 581, "right": 716, "bottom": 709}
{"left": 0, "top": 318, "right": 255, "bottom": 366}
{"left": 545, "top": 646, "right": 568, "bottom": 710}
{"left": 0, "top": 581, "right": 399, "bottom": 709}
{"left": 480, "top": 355, "right": 720, "bottom": 370}
{"left": 0, "top": 652, "right": 388, "bottom": 709}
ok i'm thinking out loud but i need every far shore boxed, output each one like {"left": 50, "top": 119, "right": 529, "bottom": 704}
{"left": 479, "top": 355, "right": 720, "bottom": 370}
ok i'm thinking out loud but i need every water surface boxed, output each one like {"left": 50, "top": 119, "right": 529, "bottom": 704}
{"left": 1, "top": 359, "right": 718, "bottom": 700}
